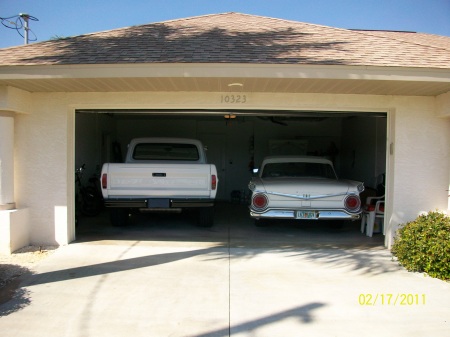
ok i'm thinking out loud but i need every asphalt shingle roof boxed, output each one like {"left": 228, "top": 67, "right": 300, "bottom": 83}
{"left": 0, "top": 12, "right": 449, "bottom": 68}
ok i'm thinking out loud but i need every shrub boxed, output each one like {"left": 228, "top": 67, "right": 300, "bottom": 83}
{"left": 391, "top": 211, "right": 450, "bottom": 281}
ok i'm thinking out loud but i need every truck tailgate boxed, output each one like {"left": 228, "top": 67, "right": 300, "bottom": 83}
{"left": 102, "top": 163, "right": 215, "bottom": 198}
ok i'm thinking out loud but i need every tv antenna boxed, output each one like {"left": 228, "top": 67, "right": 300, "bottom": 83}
{"left": 1, "top": 13, "right": 39, "bottom": 44}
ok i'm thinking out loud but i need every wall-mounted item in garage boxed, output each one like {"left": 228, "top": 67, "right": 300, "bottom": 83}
{"left": 269, "top": 140, "right": 308, "bottom": 156}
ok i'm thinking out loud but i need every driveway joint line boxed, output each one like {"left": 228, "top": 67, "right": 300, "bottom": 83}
{"left": 228, "top": 224, "right": 231, "bottom": 337}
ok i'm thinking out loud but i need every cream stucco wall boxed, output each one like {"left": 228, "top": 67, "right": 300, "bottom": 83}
{"left": 392, "top": 97, "right": 450, "bottom": 221}
{"left": 2, "top": 88, "right": 449, "bottom": 248}
{"left": 14, "top": 93, "right": 72, "bottom": 246}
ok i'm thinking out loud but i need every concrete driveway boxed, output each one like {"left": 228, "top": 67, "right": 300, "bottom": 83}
{"left": 1, "top": 204, "right": 449, "bottom": 336}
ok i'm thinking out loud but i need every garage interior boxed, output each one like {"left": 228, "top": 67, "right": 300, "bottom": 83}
{"left": 74, "top": 110, "right": 387, "bottom": 243}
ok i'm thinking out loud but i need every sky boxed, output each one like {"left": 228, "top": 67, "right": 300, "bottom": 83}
{"left": 1, "top": 0, "right": 449, "bottom": 49}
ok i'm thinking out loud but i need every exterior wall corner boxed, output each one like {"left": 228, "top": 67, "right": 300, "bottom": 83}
{"left": 436, "top": 91, "right": 450, "bottom": 118}
{"left": 0, "top": 86, "right": 32, "bottom": 114}
{"left": 0, "top": 208, "right": 30, "bottom": 254}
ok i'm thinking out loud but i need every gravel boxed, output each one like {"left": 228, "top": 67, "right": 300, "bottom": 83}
{"left": 0, "top": 246, "right": 58, "bottom": 287}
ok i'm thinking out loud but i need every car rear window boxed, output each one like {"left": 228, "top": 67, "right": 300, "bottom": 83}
{"left": 132, "top": 143, "right": 200, "bottom": 161}
{"left": 262, "top": 162, "right": 337, "bottom": 179}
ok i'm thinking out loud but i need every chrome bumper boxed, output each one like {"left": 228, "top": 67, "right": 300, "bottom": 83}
{"left": 104, "top": 198, "right": 214, "bottom": 208}
{"left": 250, "top": 209, "right": 361, "bottom": 220}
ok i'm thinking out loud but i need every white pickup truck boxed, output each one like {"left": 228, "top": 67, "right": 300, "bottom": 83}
{"left": 100, "top": 138, "right": 218, "bottom": 227}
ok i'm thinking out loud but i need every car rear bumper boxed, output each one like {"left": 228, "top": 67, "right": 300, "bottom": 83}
{"left": 250, "top": 208, "right": 361, "bottom": 220}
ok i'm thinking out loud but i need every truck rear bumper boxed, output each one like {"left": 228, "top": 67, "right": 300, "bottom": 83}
{"left": 104, "top": 198, "right": 214, "bottom": 209}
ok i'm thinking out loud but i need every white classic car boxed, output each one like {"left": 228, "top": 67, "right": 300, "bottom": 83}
{"left": 248, "top": 156, "right": 364, "bottom": 224}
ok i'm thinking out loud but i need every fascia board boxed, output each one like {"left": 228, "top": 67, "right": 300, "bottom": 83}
{"left": 0, "top": 63, "right": 449, "bottom": 83}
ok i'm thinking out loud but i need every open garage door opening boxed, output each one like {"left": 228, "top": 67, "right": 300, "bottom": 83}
{"left": 74, "top": 109, "right": 387, "bottom": 244}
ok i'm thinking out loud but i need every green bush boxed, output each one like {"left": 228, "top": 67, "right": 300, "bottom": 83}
{"left": 391, "top": 211, "right": 450, "bottom": 281}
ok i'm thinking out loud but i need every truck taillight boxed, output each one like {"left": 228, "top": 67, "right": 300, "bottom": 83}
{"left": 211, "top": 175, "right": 217, "bottom": 190}
{"left": 101, "top": 173, "right": 107, "bottom": 189}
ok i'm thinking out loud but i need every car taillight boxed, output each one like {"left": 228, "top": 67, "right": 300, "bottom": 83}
{"left": 211, "top": 175, "right": 217, "bottom": 190}
{"left": 252, "top": 193, "right": 268, "bottom": 210}
{"left": 344, "top": 195, "right": 361, "bottom": 212}
{"left": 101, "top": 173, "right": 107, "bottom": 189}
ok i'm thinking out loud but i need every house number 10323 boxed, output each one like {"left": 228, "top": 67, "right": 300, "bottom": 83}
{"left": 221, "top": 94, "right": 247, "bottom": 104}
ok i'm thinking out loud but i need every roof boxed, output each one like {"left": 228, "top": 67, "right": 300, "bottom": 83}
{"left": 0, "top": 12, "right": 449, "bottom": 68}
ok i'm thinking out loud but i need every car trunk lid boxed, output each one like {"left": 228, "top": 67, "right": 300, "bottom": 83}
{"left": 260, "top": 177, "right": 350, "bottom": 201}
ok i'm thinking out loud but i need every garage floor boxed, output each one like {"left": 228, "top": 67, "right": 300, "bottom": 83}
{"left": 75, "top": 202, "right": 385, "bottom": 248}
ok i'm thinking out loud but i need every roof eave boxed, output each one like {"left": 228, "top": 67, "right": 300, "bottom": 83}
{"left": 1, "top": 62, "right": 449, "bottom": 83}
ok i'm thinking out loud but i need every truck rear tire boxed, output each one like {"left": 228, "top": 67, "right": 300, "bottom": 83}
{"left": 198, "top": 207, "right": 214, "bottom": 227}
{"left": 110, "top": 208, "right": 129, "bottom": 227}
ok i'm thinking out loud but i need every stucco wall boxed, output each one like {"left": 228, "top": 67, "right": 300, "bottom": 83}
{"left": 5, "top": 89, "right": 450, "bottom": 247}
{"left": 75, "top": 113, "right": 117, "bottom": 180}
{"left": 340, "top": 116, "right": 386, "bottom": 188}
{"left": 14, "top": 93, "right": 71, "bottom": 245}
{"left": 391, "top": 97, "right": 450, "bottom": 224}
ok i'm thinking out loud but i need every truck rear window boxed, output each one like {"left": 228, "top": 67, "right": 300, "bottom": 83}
{"left": 132, "top": 143, "right": 200, "bottom": 161}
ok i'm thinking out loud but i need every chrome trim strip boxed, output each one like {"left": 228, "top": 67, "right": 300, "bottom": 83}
{"left": 253, "top": 190, "right": 357, "bottom": 200}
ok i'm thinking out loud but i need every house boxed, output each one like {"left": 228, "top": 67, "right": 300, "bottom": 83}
{"left": 0, "top": 12, "right": 449, "bottom": 253}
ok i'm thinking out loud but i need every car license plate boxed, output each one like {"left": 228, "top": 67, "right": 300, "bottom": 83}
{"left": 296, "top": 211, "right": 317, "bottom": 219}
